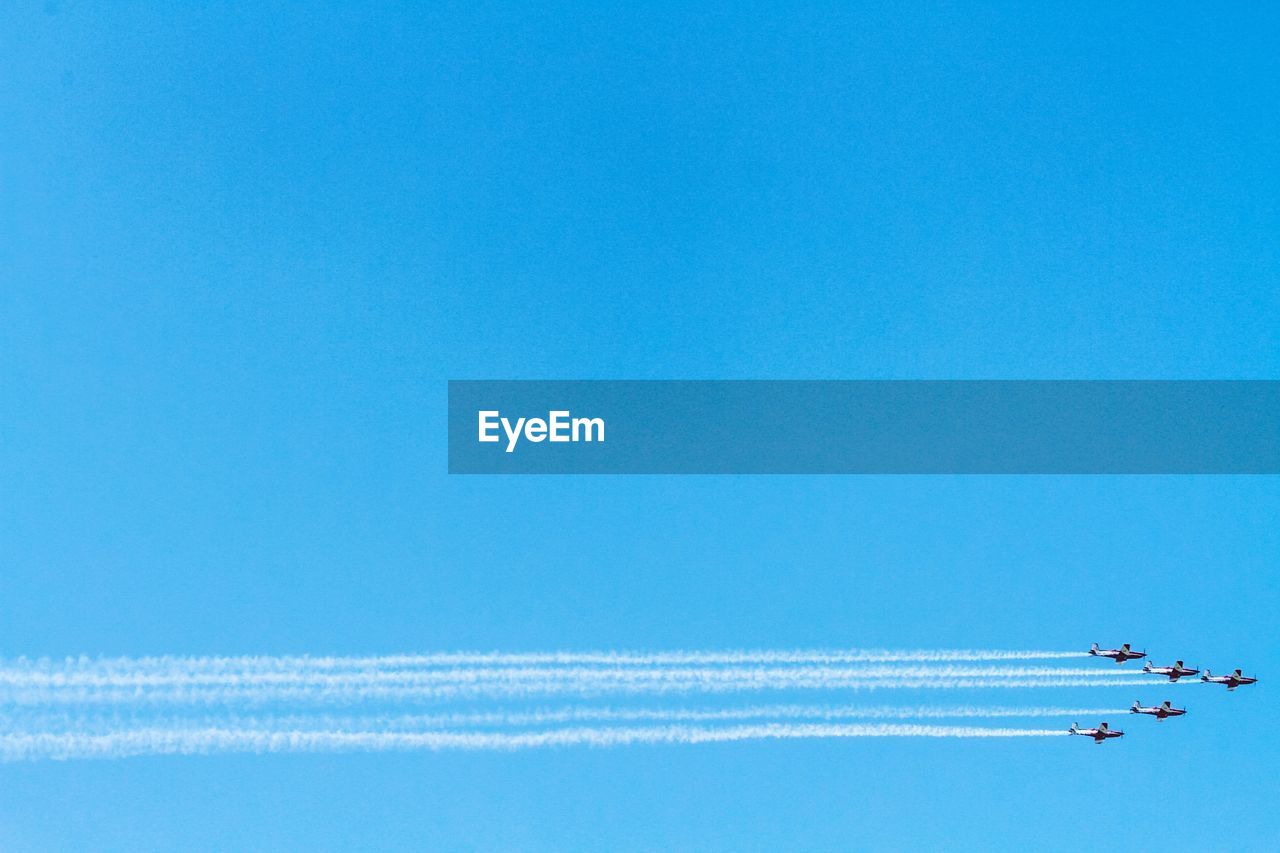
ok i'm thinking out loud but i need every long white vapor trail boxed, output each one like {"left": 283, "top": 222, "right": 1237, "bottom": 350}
{"left": 0, "top": 677, "right": 1154, "bottom": 706}
{"left": 5, "top": 650, "right": 1084, "bottom": 672}
{"left": 0, "top": 665, "right": 1142, "bottom": 689}
{"left": 0, "top": 704, "right": 1129, "bottom": 734}
{"left": 0, "top": 722, "right": 1066, "bottom": 761}
{"left": 0, "top": 651, "right": 1155, "bottom": 707}
{"left": 0, "top": 650, "right": 1132, "bottom": 761}
{"left": 372, "top": 704, "right": 1129, "bottom": 727}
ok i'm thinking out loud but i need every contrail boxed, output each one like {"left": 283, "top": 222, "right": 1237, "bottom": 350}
{"left": 0, "top": 656, "right": 1156, "bottom": 708}
{"left": 0, "top": 677, "right": 1158, "bottom": 706}
{"left": 4, "top": 650, "right": 1084, "bottom": 672}
{"left": 0, "top": 722, "right": 1066, "bottom": 761}
{"left": 366, "top": 703, "right": 1129, "bottom": 727}
{"left": 0, "top": 704, "right": 1131, "bottom": 734}
{"left": 0, "top": 649, "right": 1144, "bottom": 761}
{"left": 6, "top": 654, "right": 1136, "bottom": 710}
{"left": 0, "top": 665, "right": 1143, "bottom": 689}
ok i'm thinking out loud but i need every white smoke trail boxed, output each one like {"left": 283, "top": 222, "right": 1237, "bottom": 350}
{"left": 365, "top": 703, "right": 1128, "bottom": 727}
{"left": 0, "top": 704, "right": 1130, "bottom": 734}
{"left": 0, "top": 648, "right": 1153, "bottom": 765}
{"left": 0, "top": 677, "right": 1158, "bottom": 706}
{"left": 3, "top": 650, "right": 1084, "bottom": 672}
{"left": 0, "top": 722, "right": 1067, "bottom": 761}
{"left": 0, "top": 665, "right": 1143, "bottom": 689}
{"left": 0, "top": 649, "right": 1149, "bottom": 761}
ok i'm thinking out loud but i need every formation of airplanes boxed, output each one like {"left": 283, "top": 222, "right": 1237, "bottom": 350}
{"left": 1073, "top": 643, "right": 1258, "bottom": 744}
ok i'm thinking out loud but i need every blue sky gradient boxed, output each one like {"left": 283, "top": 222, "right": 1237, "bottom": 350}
{"left": 2, "top": 2, "right": 1277, "bottom": 850}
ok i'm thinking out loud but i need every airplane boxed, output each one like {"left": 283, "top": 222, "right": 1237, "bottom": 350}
{"left": 1142, "top": 660, "right": 1200, "bottom": 681}
{"left": 1069, "top": 721, "right": 1125, "bottom": 743}
{"left": 1130, "top": 700, "right": 1187, "bottom": 721}
{"left": 1201, "top": 669, "right": 1258, "bottom": 691}
{"left": 1089, "top": 643, "right": 1147, "bottom": 664}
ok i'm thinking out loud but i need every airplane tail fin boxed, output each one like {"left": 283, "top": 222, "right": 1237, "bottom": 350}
{"left": 1131, "top": 700, "right": 1140, "bottom": 711}
{"left": 1090, "top": 643, "right": 1099, "bottom": 653}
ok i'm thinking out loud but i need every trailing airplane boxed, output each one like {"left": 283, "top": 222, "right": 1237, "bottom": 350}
{"left": 1142, "top": 660, "right": 1200, "bottom": 681}
{"left": 1069, "top": 721, "right": 1124, "bottom": 743}
{"left": 1201, "top": 669, "right": 1258, "bottom": 691}
{"left": 1089, "top": 643, "right": 1146, "bottom": 664}
{"left": 1130, "top": 700, "right": 1187, "bottom": 721}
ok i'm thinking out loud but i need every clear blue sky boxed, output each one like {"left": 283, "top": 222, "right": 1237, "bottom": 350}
{"left": 2, "top": 2, "right": 1277, "bottom": 850}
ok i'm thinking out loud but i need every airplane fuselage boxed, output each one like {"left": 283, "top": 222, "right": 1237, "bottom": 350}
{"left": 1070, "top": 725, "right": 1124, "bottom": 743}
{"left": 1144, "top": 663, "right": 1199, "bottom": 680}
{"left": 1091, "top": 647, "right": 1146, "bottom": 664}
{"left": 1132, "top": 707, "right": 1186, "bottom": 720}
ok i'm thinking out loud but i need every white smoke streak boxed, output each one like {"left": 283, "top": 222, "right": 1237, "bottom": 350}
{"left": 0, "top": 704, "right": 1129, "bottom": 735}
{"left": 0, "top": 648, "right": 1151, "bottom": 767}
{"left": 0, "top": 677, "right": 1156, "bottom": 706}
{"left": 2, "top": 650, "right": 1084, "bottom": 672}
{"left": 379, "top": 703, "right": 1128, "bottom": 727}
{"left": 9, "top": 704, "right": 1124, "bottom": 732}
{"left": 0, "top": 665, "right": 1142, "bottom": 689}
{"left": 0, "top": 722, "right": 1066, "bottom": 761}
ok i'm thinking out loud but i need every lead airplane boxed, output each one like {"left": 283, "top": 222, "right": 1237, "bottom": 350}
{"left": 1069, "top": 721, "right": 1124, "bottom": 743}
{"left": 1142, "top": 659, "right": 1200, "bottom": 681}
{"left": 1201, "top": 669, "right": 1258, "bottom": 691}
{"left": 1130, "top": 700, "right": 1187, "bottom": 721}
{"left": 1089, "top": 643, "right": 1147, "bottom": 664}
